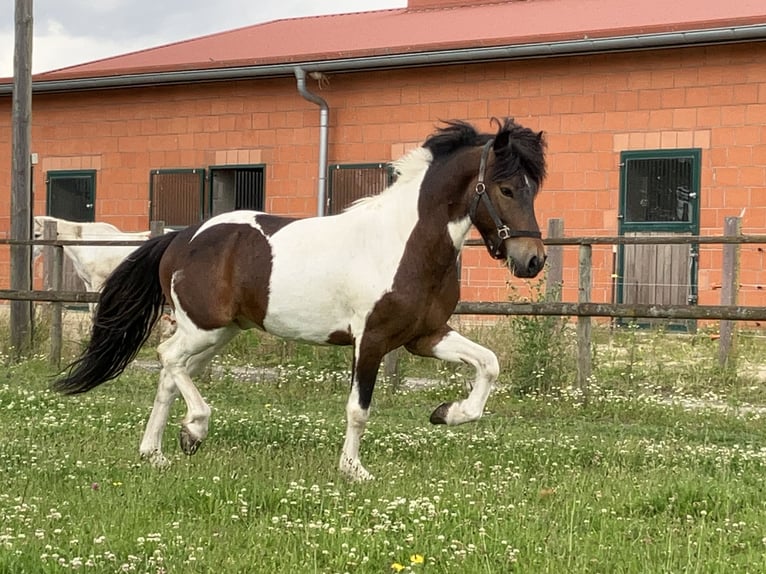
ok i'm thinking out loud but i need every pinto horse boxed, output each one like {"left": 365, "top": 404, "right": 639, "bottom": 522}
{"left": 52, "top": 118, "right": 547, "bottom": 480}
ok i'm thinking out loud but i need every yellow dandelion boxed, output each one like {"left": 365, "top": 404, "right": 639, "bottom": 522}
{"left": 410, "top": 554, "right": 425, "bottom": 564}
{"left": 391, "top": 563, "right": 406, "bottom": 572}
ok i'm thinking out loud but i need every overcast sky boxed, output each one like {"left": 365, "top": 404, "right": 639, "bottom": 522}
{"left": 0, "top": 0, "right": 407, "bottom": 77}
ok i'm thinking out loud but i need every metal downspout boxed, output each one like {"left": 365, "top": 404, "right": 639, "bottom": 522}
{"left": 294, "top": 66, "right": 328, "bottom": 217}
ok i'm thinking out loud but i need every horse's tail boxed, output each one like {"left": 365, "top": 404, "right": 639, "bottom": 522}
{"left": 51, "top": 231, "right": 178, "bottom": 395}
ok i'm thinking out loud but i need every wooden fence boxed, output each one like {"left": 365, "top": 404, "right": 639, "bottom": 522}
{"left": 1, "top": 218, "right": 765, "bottom": 385}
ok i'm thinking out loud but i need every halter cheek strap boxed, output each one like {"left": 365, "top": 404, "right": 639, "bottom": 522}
{"left": 468, "top": 139, "right": 542, "bottom": 260}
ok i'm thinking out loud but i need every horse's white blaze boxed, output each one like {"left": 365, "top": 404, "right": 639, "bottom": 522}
{"left": 190, "top": 210, "right": 266, "bottom": 241}
{"left": 263, "top": 151, "right": 432, "bottom": 343}
{"left": 431, "top": 331, "right": 499, "bottom": 425}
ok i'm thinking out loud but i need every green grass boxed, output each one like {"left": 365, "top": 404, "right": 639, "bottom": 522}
{"left": 2, "top": 351, "right": 766, "bottom": 573}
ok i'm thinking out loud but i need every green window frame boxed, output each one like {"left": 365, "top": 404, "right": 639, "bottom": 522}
{"left": 46, "top": 170, "right": 96, "bottom": 222}
{"left": 618, "top": 148, "right": 701, "bottom": 233}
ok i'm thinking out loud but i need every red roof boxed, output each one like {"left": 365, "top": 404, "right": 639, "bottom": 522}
{"left": 35, "top": 0, "right": 766, "bottom": 81}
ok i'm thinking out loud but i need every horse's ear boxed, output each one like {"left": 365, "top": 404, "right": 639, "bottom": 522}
{"left": 493, "top": 130, "right": 511, "bottom": 151}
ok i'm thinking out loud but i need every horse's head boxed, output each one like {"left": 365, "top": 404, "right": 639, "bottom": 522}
{"left": 32, "top": 216, "right": 49, "bottom": 259}
{"left": 468, "top": 118, "right": 547, "bottom": 278}
{"left": 32, "top": 216, "right": 85, "bottom": 258}
{"left": 422, "top": 118, "right": 547, "bottom": 278}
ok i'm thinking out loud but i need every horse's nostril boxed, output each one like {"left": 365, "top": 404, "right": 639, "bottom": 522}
{"left": 528, "top": 256, "right": 540, "bottom": 274}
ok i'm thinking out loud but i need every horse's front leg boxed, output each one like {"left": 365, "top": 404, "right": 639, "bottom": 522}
{"left": 339, "top": 342, "right": 384, "bottom": 482}
{"left": 406, "top": 326, "right": 500, "bottom": 425}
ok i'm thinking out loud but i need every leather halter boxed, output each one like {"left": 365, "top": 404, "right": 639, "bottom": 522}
{"left": 468, "top": 139, "right": 542, "bottom": 260}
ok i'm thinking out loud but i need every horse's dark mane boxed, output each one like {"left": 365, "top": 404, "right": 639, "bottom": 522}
{"left": 423, "top": 120, "right": 493, "bottom": 159}
{"left": 423, "top": 117, "right": 547, "bottom": 187}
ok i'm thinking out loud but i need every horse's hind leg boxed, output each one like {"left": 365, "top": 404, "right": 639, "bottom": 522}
{"left": 139, "top": 321, "right": 236, "bottom": 464}
{"left": 406, "top": 326, "right": 499, "bottom": 426}
{"left": 176, "top": 330, "right": 236, "bottom": 454}
{"left": 139, "top": 365, "right": 179, "bottom": 467}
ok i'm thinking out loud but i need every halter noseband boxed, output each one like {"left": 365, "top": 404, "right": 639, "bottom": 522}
{"left": 468, "top": 139, "right": 542, "bottom": 260}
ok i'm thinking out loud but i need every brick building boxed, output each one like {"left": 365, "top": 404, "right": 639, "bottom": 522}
{"left": 1, "top": 0, "right": 765, "bottom": 316}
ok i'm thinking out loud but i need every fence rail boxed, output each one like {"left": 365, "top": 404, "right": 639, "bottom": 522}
{"left": 1, "top": 218, "right": 763, "bottom": 383}
{"left": 455, "top": 301, "right": 766, "bottom": 321}
{"left": 4, "top": 234, "right": 766, "bottom": 248}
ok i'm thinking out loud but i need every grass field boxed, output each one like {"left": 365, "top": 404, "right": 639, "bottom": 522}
{"left": 2, "top": 322, "right": 766, "bottom": 573}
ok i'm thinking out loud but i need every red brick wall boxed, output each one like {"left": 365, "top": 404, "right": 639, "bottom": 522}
{"left": 1, "top": 43, "right": 764, "bottom": 314}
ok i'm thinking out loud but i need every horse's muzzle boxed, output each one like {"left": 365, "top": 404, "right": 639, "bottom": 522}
{"left": 505, "top": 238, "right": 546, "bottom": 278}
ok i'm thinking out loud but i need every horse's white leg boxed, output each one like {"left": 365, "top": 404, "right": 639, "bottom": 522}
{"left": 170, "top": 325, "right": 238, "bottom": 455}
{"left": 139, "top": 321, "right": 236, "bottom": 464}
{"left": 339, "top": 342, "right": 383, "bottom": 481}
{"left": 139, "top": 353, "right": 178, "bottom": 467}
{"left": 407, "top": 328, "right": 500, "bottom": 426}
{"left": 88, "top": 277, "right": 104, "bottom": 316}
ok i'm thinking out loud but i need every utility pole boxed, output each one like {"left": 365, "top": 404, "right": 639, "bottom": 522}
{"left": 10, "top": 0, "right": 33, "bottom": 358}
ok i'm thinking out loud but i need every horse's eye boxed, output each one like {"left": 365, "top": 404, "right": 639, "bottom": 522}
{"left": 500, "top": 186, "right": 514, "bottom": 198}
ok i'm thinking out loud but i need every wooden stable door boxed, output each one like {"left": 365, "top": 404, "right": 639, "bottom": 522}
{"left": 616, "top": 150, "right": 700, "bottom": 330}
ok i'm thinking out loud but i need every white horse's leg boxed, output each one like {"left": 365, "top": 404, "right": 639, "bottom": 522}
{"left": 407, "top": 328, "right": 500, "bottom": 426}
{"left": 339, "top": 343, "right": 383, "bottom": 481}
{"left": 88, "top": 277, "right": 105, "bottom": 316}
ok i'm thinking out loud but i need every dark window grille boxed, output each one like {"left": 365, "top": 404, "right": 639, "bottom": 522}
{"left": 210, "top": 167, "right": 265, "bottom": 216}
{"left": 328, "top": 163, "right": 393, "bottom": 215}
{"left": 624, "top": 156, "right": 695, "bottom": 224}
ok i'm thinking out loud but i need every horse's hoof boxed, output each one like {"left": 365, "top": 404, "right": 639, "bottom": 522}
{"left": 429, "top": 402, "right": 452, "bottom": 425}
{"left": 179, "top": 427, "right": 203, "bottom": 455}
{"left": 339, "top": 458, "right": 375, "bottom": 482}
{"left": 346, "top": 468, "right": 375, "bottom": 482}
{"left": 141, "top": 450, "right": 170, "bottom": 469}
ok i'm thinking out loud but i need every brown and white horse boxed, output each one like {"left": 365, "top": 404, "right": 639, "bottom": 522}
{"left": 52, "top": 118, "right": 547, "bottom": 481}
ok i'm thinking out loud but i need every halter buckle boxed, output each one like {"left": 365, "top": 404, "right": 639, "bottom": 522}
{"left": 497, "top": 226, "right": 511, "bottom": 241}
{"left": 475, "top": 182, "right": 486, "bottom": 195}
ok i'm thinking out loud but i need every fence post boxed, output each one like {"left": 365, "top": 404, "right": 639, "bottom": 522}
{"left": 718, "top": 217, "right": 741, "bottom": 367}
{"left": 150, "top": 220, "right": 165, "bottom": 238}
{"left": 43, "top": 220, "right": 64, "bottom": 369}
{"left": 545, "top": 218, "right": 564, "bottom": 301}
{"left": 577, "top": 243, "right": 592, "bottom": 400}
{"left": 383, "top": 351, "right": 400, "bottom": 388}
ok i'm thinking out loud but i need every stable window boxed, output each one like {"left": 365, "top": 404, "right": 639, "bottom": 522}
{"left": 149, "top": 169, "right": 205, "bottom": 228}
{"left": 47, "top": 170, "right": 96, "bottom": 222}
{"left": 209, "top": 165, "right": 265, "bottom": 216}
{"left": 621, "top": 150, "right": 700, "bottom": 228}
{"left": 327, "top": 163, "right": 393, "bottom": 215}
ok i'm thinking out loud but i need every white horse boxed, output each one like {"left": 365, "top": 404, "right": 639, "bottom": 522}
{"left": 33, "top": 216, "right": 152, "bottom": 312}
